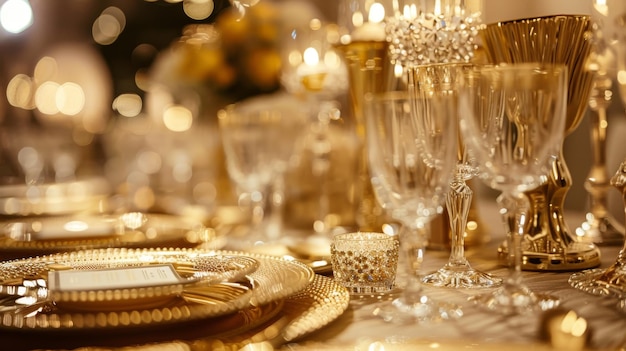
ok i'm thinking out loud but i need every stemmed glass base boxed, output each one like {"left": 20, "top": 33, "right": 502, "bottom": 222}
{"left": 374, "top": 239, "right": 463, "bottom": 324}
{"left": 423, "top": 263, "right": 502, "bottom": 289}
{"left": 471, "top": 192, "right": 560, "bottom": 315}
{"left": 469, "top": 281, "right": 560, "bottom": 315}
{"left": 372, "top": 227, "right": 463, "bottom": 324}
{"left": 423, "top": 168, "right": 502, "bottom": 289}
{"left": 373, "top": 291, "right": 464, "bottom": 324}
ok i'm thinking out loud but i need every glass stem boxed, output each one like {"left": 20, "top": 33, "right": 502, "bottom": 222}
{"left": 266, "top": 176, "right": 285, "bottom": 240}
{"left": 447, "top": 177, "right": 472, "bottom": 267}
{"left": 248, "top": 189, "right": 268, "bottom": 236}
{"left": 497, "top": 191, "right": 529, "bottom": 287}
{"left": 399, "top": 224, "right": 427, "bottom": 299}
{"left": 311, "top": 104, "right": 332, "bottom": 234}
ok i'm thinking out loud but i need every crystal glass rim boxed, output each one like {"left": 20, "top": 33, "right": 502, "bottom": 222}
{"left": 333, "top": 232, "right": 395, "bottom": 242}
{"left": 476, "top": 62, "right": 568, "bottom": 75}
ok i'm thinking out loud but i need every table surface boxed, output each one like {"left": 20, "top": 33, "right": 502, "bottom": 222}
{"left": 0, "top": 201, "right": 624, "bottom": 351}
{"left": 290, "top": 201, "right": 626, "bottom": 351}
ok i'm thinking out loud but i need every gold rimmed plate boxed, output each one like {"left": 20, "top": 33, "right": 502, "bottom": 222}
{"left": 0, "top": 176, "right": 111, "bottom": 217}
{"left": 0, "top": 248, "right": 314, "bottom": 332}
{"left": 0, "top": 212, "right": 224, "bottom": 260}
{"left": 0, "top": 275, "right": 349, "bottom": 351}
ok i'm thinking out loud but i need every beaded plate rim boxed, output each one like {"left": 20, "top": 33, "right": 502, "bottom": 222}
{"left": 0, "top": 248, "right": 315, "bottom": 331}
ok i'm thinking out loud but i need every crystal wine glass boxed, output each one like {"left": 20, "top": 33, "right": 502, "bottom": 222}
{"left": 460, "top": 63, "right": 567, "bottom": 314}
{"left": 422, "top": 81, "right": 503, "bottom": 288}
{"left": 218, "top": 93, "right": 309, "bottom": 248}
{"left": 364, "top": 63, "right": 461, "bottom": 323}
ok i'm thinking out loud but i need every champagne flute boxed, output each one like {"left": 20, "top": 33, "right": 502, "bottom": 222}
{"left": 460, "top": 63, "right": 567, "bottom": 314}
{"left": 364, "top": 63, "right": 461, "bottom": 323}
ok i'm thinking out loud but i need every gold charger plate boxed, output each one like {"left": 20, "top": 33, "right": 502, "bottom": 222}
{"left": 1, "top": 275, "right": 349, "bottom": 350}
{"left": 0, "top": 248, "right": 314, "bottom": 331}
{"left": 0, "top": 212, "right": 223, "bottom": 260}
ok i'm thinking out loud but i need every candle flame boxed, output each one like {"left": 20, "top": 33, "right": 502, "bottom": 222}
{"left": 368, "top": 2, "right": 385, "bottom": 24}
{"left": 303, "top": 47, "right": 320, "bottom": 66}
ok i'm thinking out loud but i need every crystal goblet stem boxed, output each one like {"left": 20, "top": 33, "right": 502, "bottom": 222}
{"left": 423, "top": 159, "right": 502, "bottom": 288}
{"left": 471, "top": 191, "right": 558, "bottom": 313}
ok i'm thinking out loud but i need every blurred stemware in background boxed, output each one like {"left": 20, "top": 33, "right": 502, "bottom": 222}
{"left": 364, "top": 64, "right": 461, "bottom": 323}
{"left": 104, "top": 24, "right": 234, "bottom": 224}
{"left": 461, "top": 63, "right": 567, "bottom": 314}
{"left": 279, "top": 10, "right": 353, "bottom": 235}
{"left": 568, "top": 0, "right": 626, "bottom": 301}
{"left": 1, "top": 25, "right": 114, "bottom": 244}
{"left": 570, "top": 159, "right": 626, "bottom": 300}
{"left": 218, "top": 92, "right": 309, "bottom": 249}
{"left": 575, "top": 0, "right": 625, "bottom": 245}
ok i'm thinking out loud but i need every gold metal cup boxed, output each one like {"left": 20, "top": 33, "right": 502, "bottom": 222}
{"left": 480, "top": 15, "right": 601, "bottom": 271}
{"left": 335, "top": 41, "right": 393, "bottom": 231}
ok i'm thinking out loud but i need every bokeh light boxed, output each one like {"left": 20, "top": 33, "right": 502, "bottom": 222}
{"left": 92, "top": 6, "right": 126, "bottom": 45}
{"left": 183, "top": 0, "right": 215, "bottom": 20}
{"left": 0, "top": 0, "right": 33, "bottom": 34}
{"left": 113, "top": 93, "right": 143, "bottom": 117}
{"left": 163, "top": 105, "right": 193, "bottom": 132}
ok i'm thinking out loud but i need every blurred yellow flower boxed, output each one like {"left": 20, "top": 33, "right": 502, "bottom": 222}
{"left": 175, "top": 2, "right": 284, "bottom": 103}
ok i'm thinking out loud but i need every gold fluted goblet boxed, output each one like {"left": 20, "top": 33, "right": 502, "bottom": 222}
{"left": 480, "top": 15, "right": 601, "bottom": 271}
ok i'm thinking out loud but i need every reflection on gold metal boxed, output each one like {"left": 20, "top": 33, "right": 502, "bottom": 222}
{"left": 481, "top": 15, "right": 601, "bottom": 271}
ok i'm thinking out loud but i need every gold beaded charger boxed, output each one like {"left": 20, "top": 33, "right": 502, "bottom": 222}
{"left": 0, "top": 248, "right": 314, "bottom": 332}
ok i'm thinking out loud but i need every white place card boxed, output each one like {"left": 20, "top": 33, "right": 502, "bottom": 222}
{"left": 48, "top": 264, "right": 183, "bottom": 292}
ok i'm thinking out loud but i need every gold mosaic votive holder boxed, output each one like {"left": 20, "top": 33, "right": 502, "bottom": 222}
{"left": 330, "top": 232, "right": 399, "bottom": 294}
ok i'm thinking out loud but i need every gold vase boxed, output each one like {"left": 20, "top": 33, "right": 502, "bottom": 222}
{"left": 480, "top": 15, "right": 601, "bottom": 271}
{"left": 335, "top": 40, "right": 391, "bottom": 231}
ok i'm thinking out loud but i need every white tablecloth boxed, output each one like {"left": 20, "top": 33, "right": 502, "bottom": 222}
{"left": 291, "top": 202, "right": 626, "bottom": 350}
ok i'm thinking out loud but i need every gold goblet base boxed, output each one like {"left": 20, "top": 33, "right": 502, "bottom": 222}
{"left": 497, "top": 242, "right": 601, "bottom": 271}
